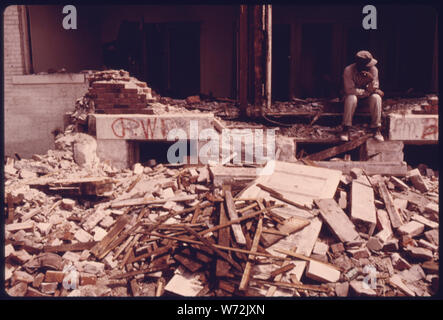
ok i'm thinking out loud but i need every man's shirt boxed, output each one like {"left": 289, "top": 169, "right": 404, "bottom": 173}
{"left": 343, "top": 63, "right": 379, "bottom": 97}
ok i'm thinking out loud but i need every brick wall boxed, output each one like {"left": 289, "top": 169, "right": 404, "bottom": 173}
{"left": 3, "top": 6, "right": 89, "bottom": 158}
{"left": 3, "top": 5, "right": 26, "bottom": 107}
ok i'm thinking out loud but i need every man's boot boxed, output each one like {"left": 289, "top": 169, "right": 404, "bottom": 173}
{"left": 372, "top": 127, "right": 384, "bottom": 142}
{"left": 340, "top": 126, "right": 350, "bottom": 142}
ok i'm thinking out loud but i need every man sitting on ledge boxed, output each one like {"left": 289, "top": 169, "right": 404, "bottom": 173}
{"left": 340, "top": 50, "right": 384, "bottom": 142}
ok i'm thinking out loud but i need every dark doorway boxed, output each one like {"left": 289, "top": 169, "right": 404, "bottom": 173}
{"left": 299, "top": 23, "right": 333, "bottom": 98}
{"left": 272, "top": 24, "right": 290, "bottom": 101}
{"left": 145, "top": 22, "right": 200, "bottom": 99}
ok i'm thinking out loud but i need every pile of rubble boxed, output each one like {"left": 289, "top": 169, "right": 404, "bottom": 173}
{"left": 4, "top": 129, "right": 439, "bottom": 297}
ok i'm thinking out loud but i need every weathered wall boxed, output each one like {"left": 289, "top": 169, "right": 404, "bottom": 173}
{"left": 26, "top": 5, "right": 236, "bottom": 98}
{"left": 99, "top": 5, "right": 237, "bottom": 98}
{"left": 27, "top": 5, "right": 103, "bottom": 73}
{"left": 4, "top": 74, "right": 89, "bottom": 158}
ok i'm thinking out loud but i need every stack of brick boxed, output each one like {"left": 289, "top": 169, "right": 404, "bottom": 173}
{"left": 87, "top": 70, "right": 153, "bottom": 111}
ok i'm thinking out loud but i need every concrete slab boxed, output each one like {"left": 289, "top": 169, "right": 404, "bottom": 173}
{"left": 92, "top": 114, "right": 215, "bottom": 140}
{"left": 389, "top": 114, "right": 438, "bottom": 143}
{"left": 360, "top": 138, "right": 404, "bottom": 162}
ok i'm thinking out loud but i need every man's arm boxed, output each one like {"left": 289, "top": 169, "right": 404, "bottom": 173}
{"left": 343, "top": 66, "right": 366, "bottom": 97}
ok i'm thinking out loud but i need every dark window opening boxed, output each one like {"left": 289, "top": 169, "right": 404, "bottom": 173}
{"left": 272, "top": 24, "right": 290, "bottom": 101}
{"left": 299, "top": 23, "right": 333, "bottom": 98}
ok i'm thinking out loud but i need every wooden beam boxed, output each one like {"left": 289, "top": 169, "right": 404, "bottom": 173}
{"left": 216, "top": 202, "right": 232, "bottom": 277}
{"left": 305, "top": 134, "right": 372, "bottom": 161}
{"left": 377, "top": 181, "right": 404, "bottom": 229}
{"left": 239, "top": 218, "right": 263, "bottom": 291}
{"left": 223, "top": 186, "right": 247, "bottom": 245}
{"left": 184, "top": 226, "right": 243, "bottom": 272}
{"left": 264, "top": 4, "right": 272, "bottom": 108}
{"left": 314, "top": 198, "right": 360, "bottom": 243}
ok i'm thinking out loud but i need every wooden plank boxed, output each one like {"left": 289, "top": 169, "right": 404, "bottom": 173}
{"left": 90, "top": 215, "right": 129, "bottom": 258}
{"left": 147, "top": 232, "right": 289, "bottom": 261}
{"left": 260, "top": 215, "right": 310, "bottom": 248}
{"left": 270, "top": 263, "right": 295, "bottom": 278}
{"left": 377, "top": 181, "right": 403, "bottom": 229}
{"left": 315, "top": 199, "right": 360, "bottom": 243}
{"left": 239, "top": 161, "right": 342, "bottom": 208}
{"left": 223, "top": 186, "right": 247, "bottom": 245}
{"left": 5, "top": 221, "right": 34, "bottom": 232}
{"left": 216, "top": 202, "right": 232, "bottom": 277}
{"left": 110, "top": 194, "right": 197, "bottom": 209}
{"left": 313, "top": 161, "right": 408, "bottom": 176}
{"left": 44, "top": 241, "right": 96, "bottom": 253}
{"left": 351, "top": 180, "right": 377, "bottom": 232}
{"left": 239, "top": 218, "right": 263, "bottom": 291}
{"left": 184, "top": 226, "right": 242, "bottom": 272}
{"left": 305, "top": 134, "right": 372, "bottom": 161}
{"left": 274, "top": 248, "right": 341, "bottom": 271}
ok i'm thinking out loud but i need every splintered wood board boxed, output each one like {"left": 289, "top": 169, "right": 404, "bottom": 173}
{"left": 315, "top": 199, "right": 360, "bottom": 243}
{"left": 239, "top": 161, "right": 341, "bottom": 208}
{"left": 267, "top": 217, "right": 323, "bottom": 281}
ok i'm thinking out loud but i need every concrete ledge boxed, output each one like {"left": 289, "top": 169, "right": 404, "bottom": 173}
{"left": 389, "top": 114, "right": 438, "bottom": 143}
{"left": 313, "top": 161, "right": 408, "bottom": 176}
{"left": 92, "top": 113, "right": 215, "bottom": 140}
{"left": 12, "top": 73, "right": 86, "bottom": 85}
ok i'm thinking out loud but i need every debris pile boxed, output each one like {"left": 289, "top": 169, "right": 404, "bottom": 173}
{"left": 4, "top": 131, "right": 439, "bottom": 297}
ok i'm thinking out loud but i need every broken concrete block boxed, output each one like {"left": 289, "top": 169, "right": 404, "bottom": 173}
{"left": 418, "top": 239, "right": 438, "bottom": 252}
{"left": 40, "top": 282, "right": 58, "bottom": 294}
{"left": 330, "top": 243, "right": 345, "bottom": 254}
{"left": 397, "top": 221, "right": 425, "bottom": 237}
{"left": 305, "top": 260, "right": 340, "bottom": 283}
{"left": 62, "top": 251, "right": 81, "bottom": 263}
{"left": 411, "top": 214, "right": 438, "bottom": 229}
{"left": 350, "top": 168, "right": 363, "bottom": 179}
{"left": 424, "top": 229, "right": 439, "bottom": 246}
{"left": 5, "top": 244, "right": 15, "bottom": 258}
{"left": 312, "top": 241, "right": 329, "bottom": 256}
{"left": 5, "top": 221, "right": 34, "bottom": 232}
{"left": 391, "top": 253, "right": 411, "bottom": 271}
{"left": 338, "top": 191, "right": 347, "bottom": 210}
{"left": 12, "top": 270, "right": 34, "bottom": 284}
{"left": 73, "top": 134, "right": 98, "bottom": 167}
{"left": 407, "top": 169, "right": 429, "bottom": 193}
{"left": 162, "top": 188, "right": 175, "bottom": 198}
{"left": 351, "top": 180, "right": 376, "bottom": 233}
{"left": 406, "top": 246, "right": 433, "bottom": 261}
{"left": 375, "top": 228, "right": 392, "bottom": 243}
{"left": 92, "top": 226, "right": 107, "bottom": 242}
{"left": 390, "top": 176, "right": 409, "bottom": 191}
{"left": 424, "top": 202, "right": 438, "bottom": 216}
{"left": 335, "top": 282, "right": 349, "bottom": 297}
{"left": 275, "top": 136, "right": 296, "bottom": 162}
{"left": 349, "top": 279, "right": 377, "bottom": 296}
{"left": 389, "top": 274, "right": 415, "bottom": 296}
{"left": 61, "top": 199, "right": 76, "bottom": 211}
{"left": 347, "top": 247, "right": 370, "bottom": 259}
{"left": 81, "top": 261, "right": 105, "bottom": 275}
{"left": 32, "top": 273, "right": 45, "bottom": 288}
{"left": 7, "top": 282, "right": 28, "bottom": 296}
{"left": 99, "top": 215, "right": 115, "bottom": 229}
{"left": 367, "top": 237, "right": 383, "bottom": 251}
{"left": 133, "top": 163, "right": 144, "bottom": 175}
{"left": 74, "top": 228, "right": 93, "bottom": 243}
{"left": 19, "top": 169, "right": 38, "bottom": 180}
{"left": 393, "top": 198, "right": 408, "bottom": 210}
{"left": 36, "top": 222, "right": 52, "bottom": 235}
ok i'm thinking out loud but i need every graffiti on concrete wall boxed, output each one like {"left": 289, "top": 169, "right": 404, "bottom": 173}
{"left": 111, "top": 117, "right": 168, "bottom": 139}
{"left": 390, "top": 116, "right": 438, "bottom": 141}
